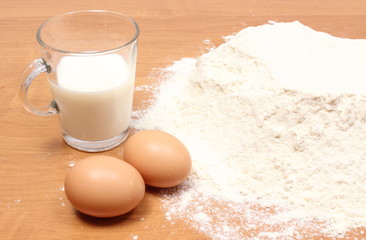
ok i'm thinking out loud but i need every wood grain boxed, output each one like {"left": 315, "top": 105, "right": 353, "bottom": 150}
{"left": 1, "top": 0, "right": 366, "bottom": 239}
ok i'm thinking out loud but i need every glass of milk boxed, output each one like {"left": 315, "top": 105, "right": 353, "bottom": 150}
{"left": 19, "top": 10, "right": 139, "bottom": 152}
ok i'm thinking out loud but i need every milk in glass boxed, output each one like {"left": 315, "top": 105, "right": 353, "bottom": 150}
{"left": 50, "top": 54, "right": 133, "bottom": 141}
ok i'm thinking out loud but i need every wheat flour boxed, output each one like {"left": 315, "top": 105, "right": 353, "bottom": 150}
{"left": 132, "top": 21, "right": 366, "bottom": 239}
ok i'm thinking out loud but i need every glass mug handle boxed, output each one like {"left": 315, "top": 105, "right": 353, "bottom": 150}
{"left": 19, "top": 58, "right": 59, "bottom": 116}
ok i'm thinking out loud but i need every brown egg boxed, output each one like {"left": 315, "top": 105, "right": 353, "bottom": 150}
{"left": 64, "top": 155, "right": 145, "bottom": 218}
{"left": 123, "top": 130, "right": 191, "bottom": 188}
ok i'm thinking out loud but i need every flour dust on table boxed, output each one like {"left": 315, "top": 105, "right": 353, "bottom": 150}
{"left": 132, "top": 21, "right": 366, "bottom": 239}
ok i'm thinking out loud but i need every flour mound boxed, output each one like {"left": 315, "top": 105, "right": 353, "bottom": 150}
{"left": 133, "top": 21, "right": 366, "bottom": 239}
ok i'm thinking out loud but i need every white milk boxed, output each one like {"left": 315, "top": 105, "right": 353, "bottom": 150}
{"left": 51, "top": 54, "right": 133, "bottom": 141}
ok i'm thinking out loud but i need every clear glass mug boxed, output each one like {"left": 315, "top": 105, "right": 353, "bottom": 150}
{"left": 19, "top": 10, "right": 139, "bottom": 152}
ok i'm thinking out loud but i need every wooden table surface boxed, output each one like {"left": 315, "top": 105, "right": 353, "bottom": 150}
{"left": 1, "top": 0, "right": 366, "bottom": 239}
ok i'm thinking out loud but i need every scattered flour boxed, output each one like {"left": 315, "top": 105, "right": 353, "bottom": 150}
{"left": 132, "top": 21, "right": 366, "bottom": 239}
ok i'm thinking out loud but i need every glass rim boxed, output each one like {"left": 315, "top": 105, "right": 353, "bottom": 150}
{"left": 36, "top": 10, "right": 140, "bottom": 55}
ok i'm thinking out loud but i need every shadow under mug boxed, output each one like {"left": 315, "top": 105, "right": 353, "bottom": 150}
{"left": 19, "top": 10, "right": 139, "bottom": 152}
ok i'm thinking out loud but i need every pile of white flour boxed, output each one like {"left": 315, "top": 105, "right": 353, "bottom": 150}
{"left": 132, "top": 21, "right": 366, "bottom": 239}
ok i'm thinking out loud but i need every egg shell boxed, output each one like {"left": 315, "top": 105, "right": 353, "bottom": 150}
{"left": 123, "top": 130, "right": 191, "bottom": 188}
{"left": 64, "top": 155, "right": 145, "bottom": 218}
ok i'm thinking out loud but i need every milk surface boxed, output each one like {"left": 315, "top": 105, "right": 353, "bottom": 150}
{"left": 51, "top": 54, "right": 133, "bottom": 141}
